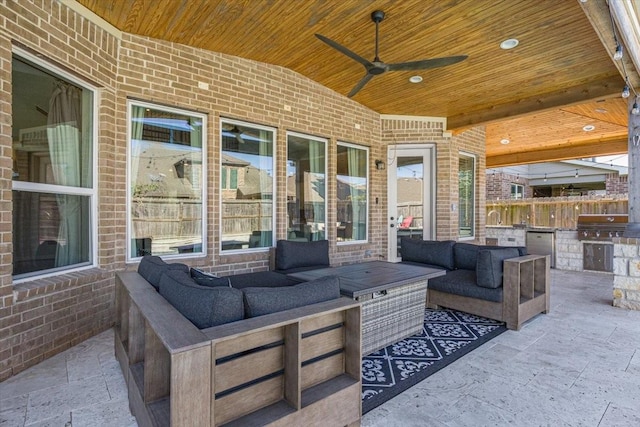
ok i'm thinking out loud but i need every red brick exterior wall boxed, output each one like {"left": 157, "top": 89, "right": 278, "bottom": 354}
{"left": 486, "top": 172, "right": 532, "bottom": 200}
{"left": 0, "top": 1, "right": 487, "bottom": 380}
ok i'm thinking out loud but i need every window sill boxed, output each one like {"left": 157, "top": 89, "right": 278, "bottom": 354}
{"left": 13, "top": 268, "right": 111, "bottom": 302}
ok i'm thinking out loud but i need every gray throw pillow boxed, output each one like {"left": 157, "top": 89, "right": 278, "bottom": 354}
{"left": 476, "top": 248, "right": 520, "bottom": 289}
{"left": 138, "top": 255, "right": 189, "bottom": 290}
{"left": 275, "top": 239, "right": 330, "bottom": 271}
{"left": 400, "top": 238, "right": 455, "bottom": 270}
{"left": 159, "top": 269, "right": 244, "bottom": 329}
{"left": 242, "top": 275, "right": 340, "bottom": 318}
{"left": 190, "top": 268, "right": 231, "bottom": 287}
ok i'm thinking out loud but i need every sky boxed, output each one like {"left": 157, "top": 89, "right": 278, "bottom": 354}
{"left": 594, "top": 155, "right": 628, "bottom": 167}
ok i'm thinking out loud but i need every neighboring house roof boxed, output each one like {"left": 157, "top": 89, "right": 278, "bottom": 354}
{"left": 237, "top": 165, "right": 273, "bottom": 199}
{"left": 132, "top": 139, "right": 200, "bottom": 198}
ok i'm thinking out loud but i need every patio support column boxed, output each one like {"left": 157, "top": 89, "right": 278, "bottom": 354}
{"left": 624, "top": 96, "right": 640, "bottom": 237}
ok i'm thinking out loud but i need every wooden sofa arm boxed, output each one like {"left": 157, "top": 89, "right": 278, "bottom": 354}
{"left": 114, "top": 271, "right": 362, "bottom": 427}
{"left": 502, "top": 254, "right": 550, "bottom": 330}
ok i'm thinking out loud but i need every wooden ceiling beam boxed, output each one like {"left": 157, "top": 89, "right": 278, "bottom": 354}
{"left": 486, "top": 137, "right": 628, "bottom": 168}
{"left": 449, "top": 76, "right": 622, "bottom": 131}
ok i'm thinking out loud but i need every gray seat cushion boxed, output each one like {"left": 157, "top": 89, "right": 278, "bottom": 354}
{"left": 274, "top": 239, "right": 330, "bottom": 273}
{"left": 242, "top": 275, "right": 340, "bottom": 318}
{"left": 428, "top": 269, "right": 503, "bottom": 303}
{"left": 159, "top": 269, "right": 244, "bottom": 329}
{"left": 138, "top": 255, "right": 189, "bottom": 290}
{"left": 400, "top": 238, "right": 455, "bottom": 270}
{"left": 476, "top": 248, "right": 520, "bottom": 289}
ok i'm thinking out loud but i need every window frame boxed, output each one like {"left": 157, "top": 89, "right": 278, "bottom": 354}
{"left": 286, "top": 131, "right": 328, "bottom": 242}
{"left": 511, "top": 183, "right": 524, "bottom": 200}
{"left": 336, "top": 141, "right": 369, "bottom": 245}
{"left": 219, "top": 118, "right": 277, "bottom": 253}
{"left": 126, "top": 99, "right": 208, "bottom": 261}
{"left": 11, "top": 47, "right": 99, "bottom": 282}
{"left": 458, "top": 152, "right": 476, "bottom": 240}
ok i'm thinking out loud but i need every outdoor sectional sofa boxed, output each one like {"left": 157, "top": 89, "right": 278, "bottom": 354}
{"left": 400, "top": 238, "right": 550, "bottom": 330}
{"left": 114, "top": 247, "right": 362, "bottom": 426}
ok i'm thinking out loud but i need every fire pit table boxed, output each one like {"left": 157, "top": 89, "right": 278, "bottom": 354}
{"left": 289, "top": 261, "right": 445, "bottom": 355}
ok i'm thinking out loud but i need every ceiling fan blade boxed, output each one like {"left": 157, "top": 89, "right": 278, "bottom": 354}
{"left": 235, "top": 133, "right": 245, "bottom": 144}
{"left": 315, "top": 34, "right": 373, "bottom": 68}
{"left": 387, "top": 55, "right": 468, "bottom": 72}
{"left": 347, "top": 73, "right": 375, "bottom": 98}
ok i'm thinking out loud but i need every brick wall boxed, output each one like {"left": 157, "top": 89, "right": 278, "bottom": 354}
{"left": 0, "top": 1, "right": 489, "bottom": 380}
{"left": 606, "top": 173, "right": 628, "bottom": 195}
{"left": 486, "top": 172, "right": 532, "bottom": 200}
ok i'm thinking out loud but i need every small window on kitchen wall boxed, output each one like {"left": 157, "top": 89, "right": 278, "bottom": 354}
{"left": 11, "top": 51, "right": 97, "bottom": 279}
{"left": 287, "top": 132, "right": 327, "bottom": 242}
{"left": 458, "top": 153, "right": 475, "bottom": 239}
{"left": 128, "top": 101, "right": 206, "bottom": 259}
{"left": 220, "top": 119, "right": 276, "bottom": 251}
{"left": 336, "top": 142, "right": 368, "bottom": 243}
{"left": 511, "top": 183, "right": 524, "bottom": 199}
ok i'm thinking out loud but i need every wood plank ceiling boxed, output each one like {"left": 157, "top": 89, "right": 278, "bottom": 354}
{"left": 76, "top": 0, "right": 636, "bottom": 167}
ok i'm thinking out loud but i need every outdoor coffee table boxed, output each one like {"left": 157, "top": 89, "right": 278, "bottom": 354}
{"left": 289, "top": 261, "right": 446, "bottom": 355}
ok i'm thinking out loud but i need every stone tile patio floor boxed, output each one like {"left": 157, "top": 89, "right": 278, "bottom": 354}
{"left": 1, "top": 269, "right": 640, "bottom": 426}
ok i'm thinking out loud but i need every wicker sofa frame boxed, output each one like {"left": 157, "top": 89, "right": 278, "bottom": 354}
{"left": 114, "top": 271, "right": 362, "bottom": 427}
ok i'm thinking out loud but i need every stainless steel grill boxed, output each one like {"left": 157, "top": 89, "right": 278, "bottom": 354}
{"left": 577, "top": 214, "right": 628, "bottom": 241}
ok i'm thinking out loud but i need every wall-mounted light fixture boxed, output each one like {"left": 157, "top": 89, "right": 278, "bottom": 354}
{"left": 375, "top": 160, "right": 385, "bottom": 170}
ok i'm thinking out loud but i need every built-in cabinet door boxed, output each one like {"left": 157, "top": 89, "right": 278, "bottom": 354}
{"left": 387, "top": 145, "right": 435, "bottom": 262}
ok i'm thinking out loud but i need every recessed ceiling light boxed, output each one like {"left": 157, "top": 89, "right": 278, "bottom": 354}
{"left": 595, "top": 108, "right": 607, "bottom": 113}
{"left": 500, "top": 138, "right": 510, "bottom": 145}
{"left": 500, "top": 38, "right": 519, "bottom": 50}
{"left": 583, "top": 125, "right": 595, "bottom": 132}
{"left": 409, "top": 75, "right": 423, "bottom": 83}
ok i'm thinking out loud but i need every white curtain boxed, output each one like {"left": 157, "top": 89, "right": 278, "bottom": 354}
{"left": 308, "top": 140, "right": 325, "bottom": 240}
{"left": 130, "top": 105, "right": 145, "bottom": 191}
{"left": 258, "top": 130, "right": 272, "bottom": 247}
{"left": 347, "top": 147, "right": 361, "bottom": 241}
{"left": 47, "top": 81, "right": 84, "bottom": 266}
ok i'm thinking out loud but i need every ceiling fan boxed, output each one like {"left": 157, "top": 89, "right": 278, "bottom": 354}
{"left": 315, "top": 10, "right": 468, "bottom": 98}
{"left": 222, "top": 124, "right": 245, "bottom": 144}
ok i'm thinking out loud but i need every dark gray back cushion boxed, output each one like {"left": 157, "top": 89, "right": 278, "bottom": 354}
{"left": 275, "top": 239, "right": 330, "bottom": 271}
{"left": 159, "top": 269, "right": 244, "bottom": 329}
{"left": 138, "top": 255, "right": 189, "bottom": 290}
{"left": 228, "top": 271, "right": 302, "bottom": 289}
{"left": 476, "top": 248, "right": 520, "bottom": 289}
{"left": 453, "top": 243, "right": 484, "bottom": 270}
{"left": 190, "top": 268, "right": 231, "bottom": 287}
{"left": 242, "top": 275, "right": 340, "bottom": 318}
{"left": 400, "top": 238, "right": 456, "bottom": 270}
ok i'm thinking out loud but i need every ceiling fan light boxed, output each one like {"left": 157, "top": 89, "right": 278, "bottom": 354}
{"left": 500, "top": 38, "right": 519, "bottom": 50}
{"left": 613, "top": 44, "right": 623, "bottom": 60}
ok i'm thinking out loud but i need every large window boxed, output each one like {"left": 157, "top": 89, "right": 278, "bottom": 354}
{"left": 128, "top": 101, "right": 206, "bottom": 259}
{"left": 459, "top": 153, "right": 476, "bottom": 239}
{"left": 11, "top": 52, "right": 96, "bottom": 278}
{"left": 336, "top": 143, "right": 368, "bottom": 243}
{"left": 221, "top": 120, "right": 275, "bottom": 251}
{"left": 287, "top": 132, "right": 327, "bottom": 241}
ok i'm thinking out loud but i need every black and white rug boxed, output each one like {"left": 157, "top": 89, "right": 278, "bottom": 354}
{"left": 361, "top": 308, "right": 506, "bottom": 414}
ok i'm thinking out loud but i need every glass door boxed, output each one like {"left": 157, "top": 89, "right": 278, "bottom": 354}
{"left": 387, "top": 145, "right": 435, "bottom": 261}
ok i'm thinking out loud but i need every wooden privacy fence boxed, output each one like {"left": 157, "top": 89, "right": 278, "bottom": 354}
{"left": 486, "top": 196, "right": 628, "bottom": 229}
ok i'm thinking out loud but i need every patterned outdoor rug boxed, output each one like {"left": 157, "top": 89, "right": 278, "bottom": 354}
{"left": 361, "top": 308, "right": 506, "bottom": 414}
